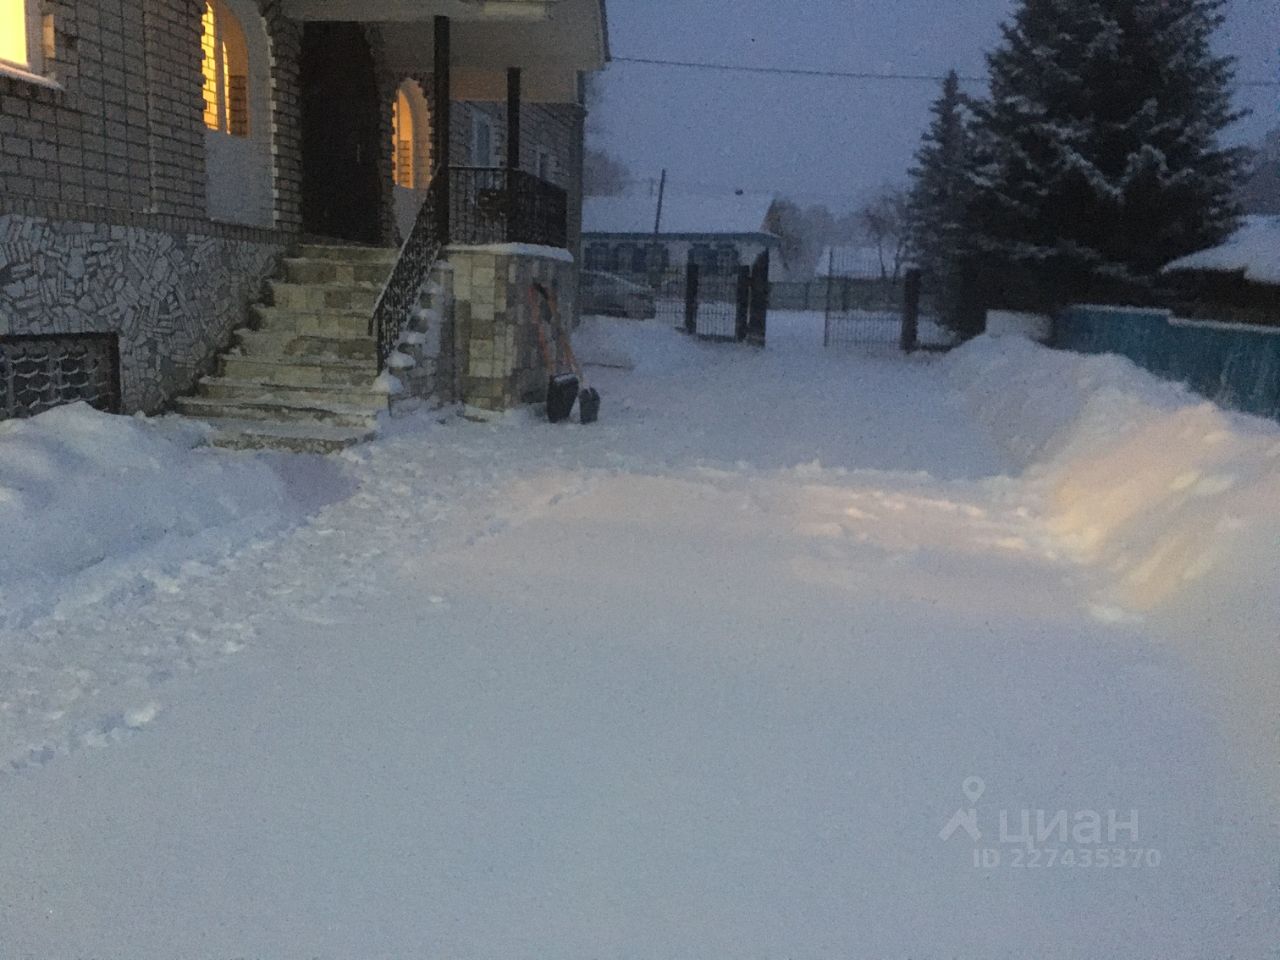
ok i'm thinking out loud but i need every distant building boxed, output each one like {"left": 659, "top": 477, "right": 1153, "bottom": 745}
{"left": 583, "top": 193, "right": 780, "bottom": 279}
{"left": 1162, "top": 216, "right": 1280, "bottom": 323}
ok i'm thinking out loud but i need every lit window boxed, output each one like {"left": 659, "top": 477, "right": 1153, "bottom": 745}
{"left": 1, "top": 0, "right": 28, "bottom": 67}
{"left": 392, "top": 89, "right": 414, "bottom": 188}
{"left": 1, "top": 0, "right": 47, "bottom": 72}
{"left": 202, "top": 0, "right": 249, "bottom": 136}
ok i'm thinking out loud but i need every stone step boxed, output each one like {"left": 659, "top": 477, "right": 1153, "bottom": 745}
{"left": 175, "top": 394, "right": 380, "bottom": 430}
{"left": 234, "top": 328, "right": 377, "bottom": 363}
{"left": 208, "top": 418, "right": 378, "bottom": 455}
{"left": 249, "top": 305, "right": 372, "bottom": 338}
{"left": 267, "top": 280, "right": 381, "bottom": 312}
{"left": 196, "top": 376, "right": 388, "bottom": 410}
{"left": 282, "top": 257, "right": 393, "bottom": 285}
{"left": 295, "top": 244, "right": 400, "bottom": 265}
{"left": 221, "top": 354, "right": 376, "bottom": 389}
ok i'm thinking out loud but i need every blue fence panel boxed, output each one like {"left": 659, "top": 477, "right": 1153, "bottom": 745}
{"left": 1054, "top": 305, "right": 1280, "bottom": 421}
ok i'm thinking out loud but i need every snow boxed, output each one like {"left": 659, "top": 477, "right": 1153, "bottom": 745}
{"left": 444, "top": 242, "right": 575, "bottom": 262}
{"left": 1164, "top": 214, "right": 1280, "bottom": 284}
{"left": 0, "top": 403, "right": 295, "bottom": 630}
{"left": 0, "top": 315, "right": 1277, "bottom": 957}
{"left": 583, "top": 192, "right": 777, "bottom": 237}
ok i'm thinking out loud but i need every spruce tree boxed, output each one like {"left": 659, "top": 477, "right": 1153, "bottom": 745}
{"left": 968, "top": 0, "right": 1248, "bottom": 306}
{"left": 907, "top": 70, "right": 983, "bottom": 334}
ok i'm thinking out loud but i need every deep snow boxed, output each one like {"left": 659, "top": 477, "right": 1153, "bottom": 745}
{"left": 0, "top": 312, "right": 1277, "bottom": 958}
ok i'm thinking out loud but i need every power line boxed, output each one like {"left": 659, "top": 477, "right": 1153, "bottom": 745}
{"left": 612, "top": 55, "right": 1280, "bottom": 89}
{"left": 613, "top": 56, "right": 985, "bottom": 85}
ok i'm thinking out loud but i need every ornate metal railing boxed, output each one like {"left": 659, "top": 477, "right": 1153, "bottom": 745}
{"left": 370, "top": 168, "right": 446, "bottom": 371}
{"left": 449, "top": 166, "right": 568, "bottom": 249}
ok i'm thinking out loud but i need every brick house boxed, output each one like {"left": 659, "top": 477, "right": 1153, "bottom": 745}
{"left": 0, "top": 0, "right": 609, "bottom": 445}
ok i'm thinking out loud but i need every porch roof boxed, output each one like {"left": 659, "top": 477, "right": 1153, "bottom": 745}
{"left": 282, "top": 0, "right": 555, "bottom": 22}
{"left": 284, "top": 0, "right": 609, "bottom": 102}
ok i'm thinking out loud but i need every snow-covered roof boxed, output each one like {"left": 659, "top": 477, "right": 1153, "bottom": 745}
{"left": 584, "top": 193, "right": 777, "bottom": 237}
{"left": 1163, "top": 216, "right": 1280, "bottom": 285}
{"left": 815, "top": 245, "right": 888, "bottom": 280}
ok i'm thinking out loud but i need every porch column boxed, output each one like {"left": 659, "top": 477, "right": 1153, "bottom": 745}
{"left": 506, "top": 67, "right": 521, "bottom": 171}
{"left": 433, "top": 14, "right": 451, "bottom": 242}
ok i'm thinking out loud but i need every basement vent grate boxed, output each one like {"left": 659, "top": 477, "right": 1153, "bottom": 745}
{"left": 0, "top": 333, "right": 122, "bottom": 421}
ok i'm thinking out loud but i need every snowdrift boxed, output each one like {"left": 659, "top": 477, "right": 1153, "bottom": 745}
{"left": 947, "top": 336, "right": 1280, "bottom": 612}
{"left": 0, "top": 403, "right": 292, "bottom": 626}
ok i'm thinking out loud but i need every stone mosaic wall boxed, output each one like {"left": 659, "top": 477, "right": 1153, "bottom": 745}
{"left": 447, "top": 245, "right": 577, "bottom": 413}
{"left": 0, "top": 212, "right": 281, "bottom": 413}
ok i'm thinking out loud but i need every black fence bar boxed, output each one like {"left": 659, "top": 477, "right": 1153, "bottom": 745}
{"left": 684, "top": 261, "right": 699, "bottom": 334}
{"left": 449, "top": 166, "right": 568, "bottom": 248}
{"left": 901, "top": 268, "right": 921, "bottom": 353}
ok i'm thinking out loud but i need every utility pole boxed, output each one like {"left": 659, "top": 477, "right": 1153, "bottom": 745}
{"left": 652, "top": 168, "right": 667, "bottom": 235}
{"left": 650, "top": 168, "right": 667, "bottom": 289}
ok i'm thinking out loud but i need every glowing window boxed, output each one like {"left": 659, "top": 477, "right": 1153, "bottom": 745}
{"left": 1, "top": 0, "right": 30, "bottom": 68}
{"left": 392, "top": 88, "right": 414, "bottom": 188}
{"left": 201, "top": 0, "right": 249, "bottom": 136}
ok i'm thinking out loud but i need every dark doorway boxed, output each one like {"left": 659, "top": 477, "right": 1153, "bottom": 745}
{"left": 300, "top": 23, "right": 383, "bottom": 244}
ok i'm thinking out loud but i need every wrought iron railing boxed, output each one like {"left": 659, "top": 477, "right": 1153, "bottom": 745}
{"left": 449, "top": 166, "right": 568, "bottom": 248}
{"left": 370, "top": 168, "right": 446, "bottom": 371}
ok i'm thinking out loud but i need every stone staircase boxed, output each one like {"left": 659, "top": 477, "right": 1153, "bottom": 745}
{"left": 177, "top": 244, "right": 403, "bottom": 454}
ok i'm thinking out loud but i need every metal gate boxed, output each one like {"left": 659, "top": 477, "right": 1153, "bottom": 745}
{"left": 822, "top": 256, "right": 954, "bottom": 352}
{"left": 654, "top": 252, "right": 769, "bottom": 346}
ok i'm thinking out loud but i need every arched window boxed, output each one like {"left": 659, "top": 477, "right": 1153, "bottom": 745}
{"left": 201, "top": 0, "right": 272, "bottom": 227}
{"left": 392, "top": 88, "right": 415, "bottom": 188}
{"left": 202, "top": 0, "right": 249, "bottom": 137}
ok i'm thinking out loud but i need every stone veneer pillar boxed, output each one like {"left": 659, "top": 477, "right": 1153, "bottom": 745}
{"left": 446, "top": 244, "right": 577, "bottom": 414}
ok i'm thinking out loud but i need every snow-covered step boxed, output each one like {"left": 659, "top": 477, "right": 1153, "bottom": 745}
{"left": 220, "top": 355, "right": 376, "bottom": 389}
{"left": 267, "top": 280, "right": 381, "bottom": 313}
{"left": 208, "top": 418, "right": 377, "bottom": 454}
{"left": 294, "top": 243, "right": 400, "bottom": 264}
{"left": 282, "top": 257, "right": 394, "bottom": 285}
{"left": 248, "top": 306, "right": 372, "bottom": 338}
{"left": 196, "top": 376, "right": 388, "bottom": 410}
{"left": 233, "top": 329, "right": 377, "bottom": 363}
{"left": 174, "top": 395, "right": 381, "bottom": 430}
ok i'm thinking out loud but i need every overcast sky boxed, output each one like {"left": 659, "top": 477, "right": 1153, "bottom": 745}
{"left": 591, "top": 0, "right": 1279, "bottom": 211}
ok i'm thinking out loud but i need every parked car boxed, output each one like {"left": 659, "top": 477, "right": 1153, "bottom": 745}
{"left": 580, "top": 270, "right": 656, "bottom": 319}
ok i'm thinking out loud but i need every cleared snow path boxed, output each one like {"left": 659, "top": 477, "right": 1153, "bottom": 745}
{"left": 0, "top": 313, "right": 1276, "bottom": 958}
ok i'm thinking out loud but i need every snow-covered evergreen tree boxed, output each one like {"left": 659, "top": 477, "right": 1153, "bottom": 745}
{"left": 968, "top": 0, "right": 1248, "bottom": 304}
{"left": 907, "top": 70, "right": 983, "bottom": 334}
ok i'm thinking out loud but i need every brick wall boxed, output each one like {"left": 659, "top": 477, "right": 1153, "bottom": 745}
{"left": 0, "top": 0, "right": 301, "bottom": 415}
{"left": 0, "top": 0, "right": 303, "bottom": 234}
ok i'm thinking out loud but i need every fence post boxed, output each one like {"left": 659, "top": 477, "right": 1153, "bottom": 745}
{"left": 735, "top": 265, "right": 752, "bottom": 342}
{"left": 748, "top": 253, "right": 769, "bottom": 346}
{"left": 684, "top": 259, "right": 699, "bottom": 334}
{"left": 823, "top": 251, "right": 835, "bottom": 348}
{"left": 901, "top": 268, "right": 922, "bottom": 353}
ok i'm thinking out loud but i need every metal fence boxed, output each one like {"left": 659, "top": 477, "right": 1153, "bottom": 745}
{"left": 641, "top": 258, "right": 769, "bottom": 344}
{"left": 1, "top": 333, "right": 121, "bottom": 420}
{"left": 646, "top": 266, "right": 739, "bottom": 339}
{"left": 448, "top": 166, "right": 568, "bottom": 248}
{"left": 821, "top": 264, "right": 955, "bottom": 352}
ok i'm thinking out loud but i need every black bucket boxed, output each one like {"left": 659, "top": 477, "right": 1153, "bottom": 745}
{"left": 578, "top": 387, "right": 601, "bottom": 425}
{"left": 546, "top": 373, "right": 579, "bottom": 423}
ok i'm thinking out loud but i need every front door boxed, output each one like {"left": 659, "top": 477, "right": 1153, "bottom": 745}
{"left": 300, "top": 23, "right": 383, "bottom": 243}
